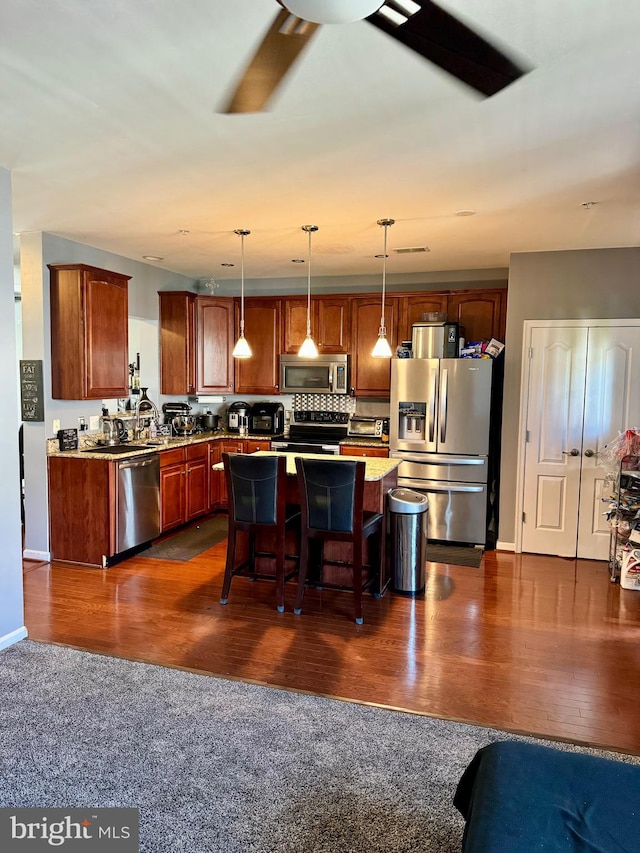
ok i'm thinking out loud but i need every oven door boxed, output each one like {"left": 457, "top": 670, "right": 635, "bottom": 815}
{"left": 271, "top": 441, "right": 341, "bottom": 456}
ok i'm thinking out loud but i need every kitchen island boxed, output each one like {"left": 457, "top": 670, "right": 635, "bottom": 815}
{"left": 216, "top": 451, "right": 400, "bottom": 597}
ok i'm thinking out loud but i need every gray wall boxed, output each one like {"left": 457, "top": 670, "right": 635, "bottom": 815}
{"left": 499, "top": 247, "right": 640, "bottom": 545}
{"left": 0, "top": 167, "right": 25, "bottom": 648}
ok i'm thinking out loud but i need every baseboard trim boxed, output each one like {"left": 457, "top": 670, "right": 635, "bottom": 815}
{"left": 23, "top": 549, "right": 50, "bottom": 561}
{"left": 497, "top": 540, "right": 515, "bottom": 552}
{"left": 0, "top": 626, "right": 28, "bottom": 651}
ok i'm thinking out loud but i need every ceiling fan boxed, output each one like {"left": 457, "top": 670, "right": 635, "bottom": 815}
{"left": 223, "top": 0, "right": 528, "bottom": 113}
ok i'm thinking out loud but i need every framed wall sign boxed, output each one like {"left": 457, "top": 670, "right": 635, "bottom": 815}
{"left": 20, "top": 360, "right": 44, "bottom": 422}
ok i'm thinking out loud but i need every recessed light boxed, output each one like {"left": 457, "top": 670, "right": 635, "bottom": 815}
{"left": 291, "top": 258, "right": 305, "bottom": 264}
{"left": 142, "top": 255, "right": 164, "bottom": 261}
{"left": 581, "top": 201, "right": 598, "bottom": 209}
{"left": 220, "top": 262, "right": 234, "bottom": 267}
{"left": 178, "top": 229, "right": 190, "bottom": 235}
{"left": 455, "top": 209, "right": 476, "bottom": 217}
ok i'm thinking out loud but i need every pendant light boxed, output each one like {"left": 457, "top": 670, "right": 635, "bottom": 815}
{"left": 298, "top": 224, "right": 319, "bottom": 358}
{"left": 371, "top": 217, "right": 395, "bottom": 358}
{"left": 232, "top": 228, "right": 252, "bottom": 359}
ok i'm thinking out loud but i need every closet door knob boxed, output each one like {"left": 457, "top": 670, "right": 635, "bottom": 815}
{"left": 584, "top": 449, "right": 595, "bottom": 457}
{"left": 562, "top": 448, "right": 580, "bottom": 456}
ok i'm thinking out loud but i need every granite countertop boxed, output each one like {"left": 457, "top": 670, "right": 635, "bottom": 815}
{"left": 212, "top": 450, "right": 399, "bottom": 482}
{"left": 48, "top": 432, "right": 391, "bottom": 461}
{"left": 47, "top": 431, "right": 266, "bottom": 459}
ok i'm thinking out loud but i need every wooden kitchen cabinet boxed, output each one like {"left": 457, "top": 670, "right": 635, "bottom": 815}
{"left": 447, "top": 289, "right": 506, "bottom": 343}
{"left": 159, "top": 291, "right": 196, "bottom": 395}
{"left": 350, "top": 296, "right": 400, "bottom": 398}
{"left": 397, "top": 293, "right": 449, "bottom": 343}
{"left": 195, "top": 296, "right": 234, "bottom": 393}
{"left": 283, "top": 296, "right": 350, "bottom": 354}
{"left": 48, "top": 456, "right": 116, "bottom": 566}
{"left": 234, "top": 298, "right": 282, "bottom": 394}
{"left": 159, "top": 292, "right": 234, "bottom": 395}
{"left": 159, "top": 444, "right": 209, "bottom": 532}
{"left": 49, "top": 263, "right": 130, "bottom": 399}
{"left": 340, "top": 445, "right": 389, "bottom": 458}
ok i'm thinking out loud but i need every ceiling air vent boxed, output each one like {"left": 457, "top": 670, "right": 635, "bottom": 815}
{"left": 393, "top": 246, "right": 430, "bottom": 254}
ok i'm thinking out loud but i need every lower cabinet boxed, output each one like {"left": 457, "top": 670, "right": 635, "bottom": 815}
{"left": 340, "top": 445, "right": 389, "bottom": 458}
{"left": 160, "top": 444, "right": 209, "bottom": 532}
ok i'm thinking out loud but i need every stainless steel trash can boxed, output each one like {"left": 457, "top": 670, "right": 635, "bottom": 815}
{"left": 388, "top": 488, "right": 428, "bottom": 595}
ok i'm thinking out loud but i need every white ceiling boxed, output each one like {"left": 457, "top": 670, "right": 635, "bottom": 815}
{"left": 2, "top": 0, "right": 639, "bottom": 282}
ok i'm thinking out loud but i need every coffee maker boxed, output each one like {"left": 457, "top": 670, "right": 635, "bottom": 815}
{"left": 226, "top": 401, "right": 251, "bottom": 434}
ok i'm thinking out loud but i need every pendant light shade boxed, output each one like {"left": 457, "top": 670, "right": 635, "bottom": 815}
{"left": 298, "top": 224, "right": 319, "bottom": 358}
{"left": 371, "top": 218, "right": 395, "bottom": 358}
{"left": 232, "top": 228, "right": 252, "bottom": 359}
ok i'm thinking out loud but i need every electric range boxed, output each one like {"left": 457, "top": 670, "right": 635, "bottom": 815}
{"left": 271, "top": 411, "right": 348, "bottom": 455}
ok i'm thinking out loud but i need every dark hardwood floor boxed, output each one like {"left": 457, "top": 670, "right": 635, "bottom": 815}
{"left": 22, "top": 533, "right": 640, "bottom": 755}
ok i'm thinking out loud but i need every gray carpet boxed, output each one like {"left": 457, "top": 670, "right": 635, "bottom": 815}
{"left": 138, "top": 515, "right": 228, "bottom": 561}
{"left": 1, "top": 641, "right": 637, "bottom": 853}
{"left": 426, "top": 544, "right": 484, "bottom": 568}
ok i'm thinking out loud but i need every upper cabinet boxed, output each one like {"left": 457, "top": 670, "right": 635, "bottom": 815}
{"left": 350, "top": 296, "right": 400, "bottom": 398}
{"left": 159, "top": 292, "right": 234, "bottom": 395}
{"left": 195, "top": 297, "right": 234, "bottom": 394}
{"left": 49, "top": 264, "right": 130, "bottom": 399}
{"left": 283, "top": 296, "right": 351, "bottom": 354}
{"left": 235, "top": 298, "right": 282, "bottom": 395}
{"left": 397, "top": 293, "right": 449, "bottom": 343}
{"left": 447, "top": 289, "right": 506, "bottom": 344}
{"left": 159, "top": 291, "right": 196, "bottom": 395}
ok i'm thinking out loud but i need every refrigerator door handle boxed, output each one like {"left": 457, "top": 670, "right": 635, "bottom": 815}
{"left": 439, "top": 367, "right": 448, "bottom": 443}
{"left": 399, "top": 478, "right": 484, "bottom": 494}
{"left": 429, "top": 367, "right": 437, "bottom": 442}
{"left": 391, "top": 452, "right": 485, "bottom": 465}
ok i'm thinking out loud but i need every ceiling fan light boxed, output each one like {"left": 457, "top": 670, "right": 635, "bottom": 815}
{"left": 298, "top": 334, "right": 319, "bottom": 358}
{"left": 282, "top": 0, "right": 382, "bottom": 25}
{"left": 232, "top": 334, "right": 252, "bottom": 359}
{"left": 371, "top": 331, "right": 393, "bottom": 358}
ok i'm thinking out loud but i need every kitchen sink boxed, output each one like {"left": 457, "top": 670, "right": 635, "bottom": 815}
{"left": 81, "top": 444, "right": 156, "bottom": 455}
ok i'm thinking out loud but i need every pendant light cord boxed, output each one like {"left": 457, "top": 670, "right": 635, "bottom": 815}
{"left": 234, "top": 228, "right": 250, "bottom": 336}
{"left": 377, "top": 218, "right": 394, "bottom": 334}
{"left": 306, "top": 227, "right": 312, "bottom": 336}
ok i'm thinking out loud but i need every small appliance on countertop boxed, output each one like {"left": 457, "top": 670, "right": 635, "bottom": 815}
{"left": 101, "top": 416, "right": 129, "bottom": 446}
{"left": 250, "top": 401, "right": 285, "bottom": 436}
{"left": 162, "top": 402, "right": 195, "bottom": 435}
{"left": 226, "top": 401, "right": 251, "bottom": 434}
{"left": 347, "top": 415, "right": 384, "bottom": 439}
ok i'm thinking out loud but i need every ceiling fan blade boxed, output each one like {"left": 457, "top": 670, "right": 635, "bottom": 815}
{"left": 223, "top": 9, "right": 320, "bottom": 113}
{"left": 366, "top": 1, "right": 527, "bottom": 96}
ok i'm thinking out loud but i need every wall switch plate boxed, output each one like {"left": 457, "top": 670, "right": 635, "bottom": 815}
{"left": 52, "top": 419, "right": 60, "bottom": 434}
{"left": 89, "top": 415, "right": 100, "bottom": 431}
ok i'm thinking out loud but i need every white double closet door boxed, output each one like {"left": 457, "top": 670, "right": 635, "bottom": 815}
{"left": 519, "top": 320, "right": 640, "bottom": 560}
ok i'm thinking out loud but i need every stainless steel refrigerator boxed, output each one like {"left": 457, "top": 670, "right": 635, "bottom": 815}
{"left": 390, "top": 358, "right": 493, "bottom": 546}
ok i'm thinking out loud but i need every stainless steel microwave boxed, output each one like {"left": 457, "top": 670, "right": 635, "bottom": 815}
{"left": 279, "top": 354, "right": 349, "bottom": 395}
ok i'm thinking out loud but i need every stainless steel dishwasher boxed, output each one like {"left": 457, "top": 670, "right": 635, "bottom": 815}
{"left": 116, "top": 454, "right": 160, "bottom": 553}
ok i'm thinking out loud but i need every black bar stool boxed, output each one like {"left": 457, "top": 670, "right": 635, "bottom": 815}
{"left": 294, "top": 457, "right": 383, "bottom": 624}
{"left": 220, "top": 453, "right": 300, "bottom": 613}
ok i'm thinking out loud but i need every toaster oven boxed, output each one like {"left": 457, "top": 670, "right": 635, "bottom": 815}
{"left": 347, "top": 416, "right": 384, "bottom": 438}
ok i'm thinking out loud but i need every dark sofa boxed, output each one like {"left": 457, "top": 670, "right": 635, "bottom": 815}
{"left": 454, "top": 740, "right": 640, "bottom": 852}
